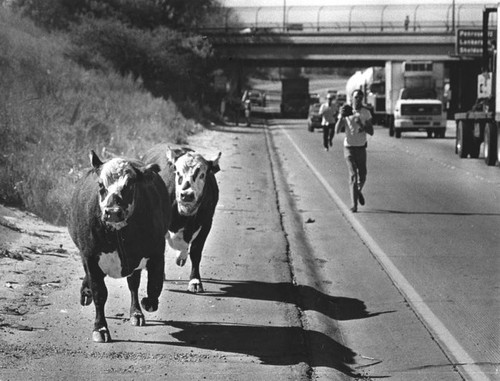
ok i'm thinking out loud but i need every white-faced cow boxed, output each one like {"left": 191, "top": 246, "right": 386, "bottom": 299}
{"left": 143, "top": 144, "right": 220, "bottom": 293}
{"left": 68, "top": 151, "right": 171, "bottom": 343}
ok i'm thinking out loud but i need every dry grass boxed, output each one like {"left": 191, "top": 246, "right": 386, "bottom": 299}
{"left": 0, "top": 9, "right": 200, "bottom": 225}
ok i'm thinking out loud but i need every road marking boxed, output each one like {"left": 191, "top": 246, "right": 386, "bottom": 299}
{"left": 278, "top": 126, "right": 490, "bottom": 381}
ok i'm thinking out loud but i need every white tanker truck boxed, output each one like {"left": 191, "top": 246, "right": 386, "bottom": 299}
{"left": 346, "top": 67, "right": 386, "bottom": 125}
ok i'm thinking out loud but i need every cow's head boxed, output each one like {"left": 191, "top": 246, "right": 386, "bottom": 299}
{"left": 90, "top": 150, "right": 160, "bottom": 230}
{"left": 167, "top": 147, "right": 221, "bottom": 216}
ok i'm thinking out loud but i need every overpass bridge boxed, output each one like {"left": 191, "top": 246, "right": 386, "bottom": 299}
{"left": 204, "top": 3, "right": 494, "bottom": 114}
{"left": 204, "top": 3, "right": 495, "bottom": 65}
{"left": 209, "top": 32, "right": 457, "bottom": 67}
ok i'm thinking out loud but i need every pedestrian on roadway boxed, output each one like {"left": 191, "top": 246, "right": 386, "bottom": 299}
{"left": 334, "top": 89, "right": 374, "bottom": 213}
{"left": 244, "top": 98, "right": 252, "bottom": 126}
{"left": 319, "top": 93, "right": 339, "bottom": 151}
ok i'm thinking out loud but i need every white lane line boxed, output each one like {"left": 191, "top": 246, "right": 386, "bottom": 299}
{"left": 279, "top": 126, "right": 490, "bottom": 381}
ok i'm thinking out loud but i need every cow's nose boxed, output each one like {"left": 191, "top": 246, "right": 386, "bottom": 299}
{"left": 103, "top": 208, "right": 124, "bottom": 222}
{"left": 180, "top": 192, "right": 195, "bottom": 202}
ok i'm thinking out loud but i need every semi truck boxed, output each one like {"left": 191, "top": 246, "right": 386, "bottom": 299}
{"left": 346, "top": 67, "right": 386, "bottom": 125}
{"left": 454, "top": 6, "right": 499, "bottom": 166}
{"left": 385, "top": 61, "right": 447, "bottom": 138}
{"left": 280, "top": 77, "right": 310, "bottom": 118}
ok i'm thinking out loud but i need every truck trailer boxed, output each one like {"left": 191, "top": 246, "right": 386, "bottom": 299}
{"left": 385, "top": 61, "right": 447, "bottom": 138}
{"left": 454, "top": 6, "right": 499, "bottom": 166}
{"left": 280, "top": 77, "right": 310, "bottom": 118}
{"left": 346, "top": 67, "right": 386, "bottom": 125}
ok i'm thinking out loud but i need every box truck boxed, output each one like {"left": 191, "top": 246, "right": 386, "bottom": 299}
{"left": 280, "top": 78, "right": 310, "bottom": 118}
{"left": 385, "top": 61, "right": 447, "bottom": 138}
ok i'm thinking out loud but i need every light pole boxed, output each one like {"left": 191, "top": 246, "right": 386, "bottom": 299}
{"left": 283, "top": 0, "right": 286, "bottom": 32}
{"left": 452, "top": 0, "right": 455, "bottom": 33}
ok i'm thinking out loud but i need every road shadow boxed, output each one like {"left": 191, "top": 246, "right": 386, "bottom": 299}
{"left": 168, "top": 280, "right": 393, "bottom": 321}
{"left": 120, "top": 320, "right": 372, "bottom": 377}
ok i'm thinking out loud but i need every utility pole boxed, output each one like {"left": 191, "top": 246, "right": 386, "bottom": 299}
{"left": 283, "top": 0, "right": 286, "bottom": 32}
{"left": 452, "top": 0, "right": 455, "bottom": 33}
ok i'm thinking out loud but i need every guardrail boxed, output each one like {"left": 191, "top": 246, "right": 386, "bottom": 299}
{"left": 201, "top": 3, "right": 495, "bottom": 34}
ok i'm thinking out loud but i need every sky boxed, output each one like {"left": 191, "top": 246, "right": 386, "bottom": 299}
{"left": 221, "top": 0, "right": 494, "bottom": 7}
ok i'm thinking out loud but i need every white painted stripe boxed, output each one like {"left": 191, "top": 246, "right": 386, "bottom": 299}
{"left": 278, "top": 126, "right": 490, "bottom": 381}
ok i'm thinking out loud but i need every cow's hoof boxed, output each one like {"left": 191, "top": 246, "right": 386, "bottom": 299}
{"left": 130, "top": 312, "right": 145, "bottom": 327}
{"left": 175, "top": 256, "right": 187, "bottom": 267}
{"left": 188, "top": 279, "right": 204, "bottom": 293}
{"left": 92, "top": 327, "right": 111, "bottom": 343}
{"left": 141, "top": 297, "right": 158, "bottom": 312}
{"left": 80, "top": 288, "right": 93, "bottom": 306}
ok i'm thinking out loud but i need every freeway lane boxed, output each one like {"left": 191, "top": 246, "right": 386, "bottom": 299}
{"left": 269, "top": 119, "right": 500, "bottom": 380}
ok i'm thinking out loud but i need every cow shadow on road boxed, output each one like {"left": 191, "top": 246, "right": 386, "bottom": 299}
{"left": 170, "top": 280, "right": 393, "bottom": 321}
{"left": 163, "top": 320, "right": 374, "bottom": 377}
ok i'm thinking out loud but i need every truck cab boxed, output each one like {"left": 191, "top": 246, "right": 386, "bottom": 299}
{"left": 394, "top": 87, "right": 446, "bottom": 138}
{"left": 386, "top": 60, "right": 447, "bottom": 138}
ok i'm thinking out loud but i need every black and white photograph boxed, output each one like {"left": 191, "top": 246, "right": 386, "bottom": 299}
{"left": 0, "top": 0, "right": 498, "bottom": 380}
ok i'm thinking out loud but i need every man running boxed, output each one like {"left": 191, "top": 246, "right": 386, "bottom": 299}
{"left": 335, "top": 89, "right": 374, "bottom": 212}
{"left": 319, "top": 93, "right": 339, "bottom": 151}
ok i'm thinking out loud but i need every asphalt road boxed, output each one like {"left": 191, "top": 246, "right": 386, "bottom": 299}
{"left": 269, "top": 118, "right": 500, "bottom": 380}
{"left": 1, "top": 119, "right": 498, "bottom": 380}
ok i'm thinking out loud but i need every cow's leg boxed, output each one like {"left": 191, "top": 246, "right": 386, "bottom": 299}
{"left": 80, "top": 273, "right": 93, "bottom": 306}
{"left": 82, "top": 257, "right": 111, "bottom": 343}
{"left": 167, "top": 230, "right": 189, "bottom": 267}
{"left": 187, "top": 225, "right": 211, "bottom": 293}
{"left": 142, "top": 252, "right": 164, "bottom": 312}
{"left": 127, "top": 270, "right": 145, "bottom": 326}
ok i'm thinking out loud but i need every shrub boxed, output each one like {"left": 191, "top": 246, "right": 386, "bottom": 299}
{"left": 0, "top": 9, "right": 194, "bottom": 225}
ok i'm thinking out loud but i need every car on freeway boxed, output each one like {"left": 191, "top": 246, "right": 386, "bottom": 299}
{"left": 309, "top": 93, "right": 320, "bottom": 105}
{"left": 336, "top": 91, "right": 347, "bottom": 106}
{"left": 242, "top": 89, "right": 266, "bottom": 107}
{"left": 307, "top": 103, "right": 322, "bottom": 132}
{"left": 327, "top": 89, "right": 338, "bottom": 99}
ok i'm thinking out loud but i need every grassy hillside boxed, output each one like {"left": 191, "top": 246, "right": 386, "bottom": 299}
{"left": 0, "top": 8, "right": 203, "bottom": 225}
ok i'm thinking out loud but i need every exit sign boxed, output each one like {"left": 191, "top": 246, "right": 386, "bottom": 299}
{"left": 456, "top": 29, "right": 496, "bottom": 57}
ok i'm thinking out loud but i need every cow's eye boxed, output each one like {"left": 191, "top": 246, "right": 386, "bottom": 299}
{"left": 98, "top": 182, "right": 107, "bottom": 197}
{"left": 177, "top": 174, "right": 183, "bottom": 185}
{"left": 199, "top": 172, "right": 205, "bottom": 180}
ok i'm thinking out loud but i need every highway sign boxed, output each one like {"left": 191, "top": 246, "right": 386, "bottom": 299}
{"left": 456, "top": 28, "right": 496, "bottom": 57}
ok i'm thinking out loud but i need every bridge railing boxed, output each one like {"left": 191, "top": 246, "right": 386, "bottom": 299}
{"left": 202, "top": 3, "right": 495, "bottom": 35}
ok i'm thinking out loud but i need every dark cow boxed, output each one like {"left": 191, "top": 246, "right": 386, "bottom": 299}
{"left": 143, "top": 144, "right": 220, "bottom": 293}
{"left": 68, "top": 151, "right": 171, "bottom": 343}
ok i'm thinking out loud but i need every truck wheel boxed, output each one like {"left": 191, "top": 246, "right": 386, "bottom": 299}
{"left": 484, "top": 122, "right": 498, "bottom": 166}
{"left": 440, "top": 128, "right": 446, "bottom": 138}
{"left": 456, "top": 120, "right": 471, "bottom": 158}
{"left": 395, "top": 129, "right": 401, "bottom": 138}
{"left": 427, "top": 130, "right": 433, "bottom": 138}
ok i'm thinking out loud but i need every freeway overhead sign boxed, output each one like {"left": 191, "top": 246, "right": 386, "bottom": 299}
{"left": 456, "top": 29, "right": 496, "bottom": 57}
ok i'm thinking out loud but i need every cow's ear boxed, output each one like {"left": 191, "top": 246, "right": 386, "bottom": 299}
{"left": 90, "top": 150, "right": 103, "bottom": 170}
{"left": 209, "top": 152, "right": 222, "bottom": 174}
{"left": 166, "top": 146, "right": 183, "bottom": 164}
{"left": 145, "top": 163, "right": 161, "bottom": 174}
{"left": 139, "top": 163, "right": 161, "bottom": 182}
{"left": 166, "top": 146, "right": 194, "bottom": 164}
